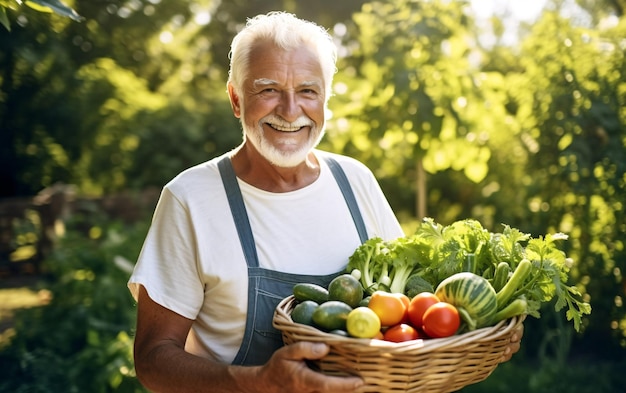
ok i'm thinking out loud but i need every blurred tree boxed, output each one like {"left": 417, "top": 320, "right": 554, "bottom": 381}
{"left": 0, "top": 0, "right": 368, "bottom": 197}
{"left": 511, "top": 6, "right": 626, "bottom": 357}
{"left": 573, "top": 0, "right": 624, "bottom": 22}
{"left": 326, "top": 0, "right": 503, "bottom": 222}
{"left": 0, "top": 0, "right": 82, "bottom": 31}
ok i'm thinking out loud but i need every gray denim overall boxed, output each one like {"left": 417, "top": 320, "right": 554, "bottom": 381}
{"left": 218, "top": 156, "right": 368, "bottom": 366}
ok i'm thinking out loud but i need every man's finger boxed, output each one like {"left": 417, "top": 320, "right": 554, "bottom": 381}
{"left": 278, "top": 342, "right": 330, "bottom": 361}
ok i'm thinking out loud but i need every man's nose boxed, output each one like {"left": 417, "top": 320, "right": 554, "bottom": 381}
{"left": 276, "top": 91, "right": 301, "bottom": 122}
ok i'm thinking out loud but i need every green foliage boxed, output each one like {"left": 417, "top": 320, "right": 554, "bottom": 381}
{"left": 0, "top": 218, "right": 149, "bottom": 392}
{"left": 0, "top": 0, "right": 82, "bottom": 31}
{"left": 509, "top": 8, "right": 626, "bottom": 353}
{"left": 1, "top": 0, "right": 368, "bottom": 197}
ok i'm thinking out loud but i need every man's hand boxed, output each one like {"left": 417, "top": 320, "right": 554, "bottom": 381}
{"left": 255, "top": 342, "right": 364, "bottom": 393}
{"left": 501, "top": 318, "right": 525, "bottom": 363}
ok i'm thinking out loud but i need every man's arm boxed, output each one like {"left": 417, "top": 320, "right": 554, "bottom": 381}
{"left": 133, "top": 285, "right": 364, "bottom": 393}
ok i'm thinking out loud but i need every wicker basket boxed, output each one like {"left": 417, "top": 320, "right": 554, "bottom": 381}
{"left": 273, "top": 295, "right": 523, "bottom": 393}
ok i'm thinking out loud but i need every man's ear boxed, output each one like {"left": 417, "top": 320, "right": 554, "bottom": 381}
{"left": 227, "top": 83, "right": 242, "bottom": 118}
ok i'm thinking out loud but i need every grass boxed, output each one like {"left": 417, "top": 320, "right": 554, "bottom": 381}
{"left": 0, "top": 276, "right": 49, "bottom": 348}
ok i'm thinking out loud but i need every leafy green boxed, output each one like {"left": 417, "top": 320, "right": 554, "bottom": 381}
{"left": 522, "top": 233, "right": 592, "bottom": 331}
{"left": 346, "top": 217, "right": 592, "bottom": 331}
{"left": 410, "top": 217, "right": 494, "bottom": 285}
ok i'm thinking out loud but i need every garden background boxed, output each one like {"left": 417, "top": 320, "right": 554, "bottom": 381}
{"left": 0, "top": 0, "right": 625, "bottom": 392}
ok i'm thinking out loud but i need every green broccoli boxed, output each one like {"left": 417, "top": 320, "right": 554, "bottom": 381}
{"left": 404, "top": 274, "right": 434, "bottom": 298}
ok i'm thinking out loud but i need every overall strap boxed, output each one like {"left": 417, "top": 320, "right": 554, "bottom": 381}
{"left": 217, "top": 157, "right": 260, "bottom": 268}
{"left": 324, "top": 156, "right": 368, "bottom": 244}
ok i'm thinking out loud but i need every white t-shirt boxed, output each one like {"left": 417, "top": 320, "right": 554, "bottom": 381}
{"left": 128, "top": 150, "right": 404, "bottom": 363}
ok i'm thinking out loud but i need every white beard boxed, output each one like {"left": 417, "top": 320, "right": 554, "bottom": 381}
{"left": 241, "top": 113, "right": 325, "bottom": 168}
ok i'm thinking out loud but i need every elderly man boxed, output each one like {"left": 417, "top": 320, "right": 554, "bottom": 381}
{"left": 129, "top": 11, "right": 521, "bottom": 393}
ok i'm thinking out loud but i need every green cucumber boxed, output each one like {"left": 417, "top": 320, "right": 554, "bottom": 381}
{"left": 293, "top": 283, "right": 329, "bottom": 304}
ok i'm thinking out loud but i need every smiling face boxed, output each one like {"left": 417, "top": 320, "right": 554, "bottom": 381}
{"left": 228, "top": 40, "right": 327, "bottom": 168}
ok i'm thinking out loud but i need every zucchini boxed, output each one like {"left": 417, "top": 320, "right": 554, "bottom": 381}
{"left": 293, "top": 283, "right": 329, "bottom": 304}
{"left": 435, "top": 272, "right": 497, "bottom": 330}
{"left": 496, "top": 258, "right": 532, "bottom": 309}
{"left": 492, "top": 262, "right": 511, "bottom": 293}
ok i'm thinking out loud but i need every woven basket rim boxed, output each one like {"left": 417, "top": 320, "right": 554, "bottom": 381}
{"left": 273, "top": 295, "right": 522, "bottom": 353}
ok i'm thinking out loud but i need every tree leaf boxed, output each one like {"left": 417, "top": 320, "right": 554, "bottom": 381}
{"left": 0, "top": 6, "right": 10, "bottom": 31}
{"left": 25, "top": 0, "right": 83, "bottom": 21}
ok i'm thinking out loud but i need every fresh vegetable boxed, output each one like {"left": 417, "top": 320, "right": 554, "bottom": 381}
{"left": 383, "top": 323, "right": 420, "bottom": 342}
{"left": 404, "top": 274, "right": 434, "bottom": 298}
{"left": 385, "top": 238, "right": 422, "bottom": 294}
{"left": 434, "top": 272, "right": 497, "bottom": 330}
{"left": 407, "top": 292, "right": 440, "bottom": 328}
{"left": 346, "top": 218, "right": 591, "bottom": 332}
{"left": 296, "top": 217, "right": 591, "bottom": 340}
{"left": 291, "top": 300, "right": 318, "bottom": 326}
{"left": 367, "top": 290, "right": 407, "bottom": 327}
{"left": 394, "top": 293, "right": 411, "bottom": 324}
{"left": 493, "top": 298, "right": 528, "bottom": 323}
{"left": 422, "top": 302, "right": 461, "bottom": 338}
{"left": 293, "top": 283, "right": 329, "bottom": 304}
{"left": 491, "top": 262, "right": 511, "bottom": 292}
{"left": 411, "top": 218, "right": 493, "bottom": 285}
{"left": 347, "top": 236, "right": 421, "bottom": 295}
{"left": 346, "top": 307, "right": 382, "bottom": 338}
{"left": 328, "top": 273, "right": 364, "bottom": 308}
{"left": 463, "top": 253, "right": 478, "bottom": 274}
{"left": 312, "top": 301, "right": 352, "bottom": 331}
{"left": 347, "top": 237, "right": 387, "bottom": 294}
{"left": 495, "top": 258, "right": 532, "bottom": 309}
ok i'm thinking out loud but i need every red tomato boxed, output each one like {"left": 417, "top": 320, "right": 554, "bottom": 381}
{"left": 383, "top": 323, "right": 420, "bottom": 342}
{"left": 421, "top": 302, "right": 460, "bottom": 338}
{"left": 408, "top": 292, "right": 440, "bottom": 329}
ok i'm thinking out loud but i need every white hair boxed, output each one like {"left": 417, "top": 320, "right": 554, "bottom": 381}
{"left": 227, "top": 11, "right": 337, "bottom": 102}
